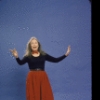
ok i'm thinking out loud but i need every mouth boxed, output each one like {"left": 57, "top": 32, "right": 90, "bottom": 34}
{"left": 32, "top": 47, "right": 37, "bottom": 49}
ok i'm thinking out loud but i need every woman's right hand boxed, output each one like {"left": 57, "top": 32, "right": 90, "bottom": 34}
{"left": 10, "top": 48, "right": 18, "bottom": 58}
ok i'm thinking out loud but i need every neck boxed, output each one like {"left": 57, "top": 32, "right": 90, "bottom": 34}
{"left": 32, "top": 50, "right": 39, "bottom": 54}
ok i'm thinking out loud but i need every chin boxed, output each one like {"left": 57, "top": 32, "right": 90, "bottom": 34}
{"left": 33, "top": 49, "right": 38, "bottom": 51}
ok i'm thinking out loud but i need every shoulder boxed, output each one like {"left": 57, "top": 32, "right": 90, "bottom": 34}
{"left": 44, "top": 53, "right": 53, "bottom": 58}
{"left": 40, "top": 53, "right": 50, "bottom": 59}
{"left": 40, "top": 52, "right": 48, "bottom": 56}
{"left": 23, "top": 55, "right": 29, "bottom": 60}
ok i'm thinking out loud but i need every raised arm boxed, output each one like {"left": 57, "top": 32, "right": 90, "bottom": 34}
{"left": 45, "top": 45, "right": 71, "bottom": 63}
{"left": 10, "top": 48, "right": 27, "bottom": 65}
{"left": 16, "top": 57, "right": 28, "bottom": 65}
{"left": 46, "top": 54, "right": 66, "bottom": 62}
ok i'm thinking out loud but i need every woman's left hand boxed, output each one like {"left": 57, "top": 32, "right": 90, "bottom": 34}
{"left": 65, "top": 45, "right": 71, "bottom": 56}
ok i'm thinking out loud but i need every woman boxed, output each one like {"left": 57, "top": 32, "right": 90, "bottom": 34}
{"left": 10, "top": 37, "right": 71, "bottom": 100}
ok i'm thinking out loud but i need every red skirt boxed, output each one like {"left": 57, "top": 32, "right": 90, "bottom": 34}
{"left": 26, "top": 70, "right": 54, "bottom": 100}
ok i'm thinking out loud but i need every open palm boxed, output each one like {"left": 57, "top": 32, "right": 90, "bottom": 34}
{"left": 10, "top": 48, "right": 18, "bottom": 58}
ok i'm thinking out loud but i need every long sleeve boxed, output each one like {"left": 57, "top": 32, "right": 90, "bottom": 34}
{"left": 16, "top": 56, "right": 28, "bottom": 65}
{"left": 45, "top": 54, "right": 67, "bottom": 63}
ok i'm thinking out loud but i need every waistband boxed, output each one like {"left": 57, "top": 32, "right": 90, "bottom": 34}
{"left": 30, "top": 68, "right": 44, "bottom": 71}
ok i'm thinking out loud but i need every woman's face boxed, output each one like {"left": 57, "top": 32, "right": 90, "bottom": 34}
{"left": 30, "top": 39, "right": 39, "bottom": 51}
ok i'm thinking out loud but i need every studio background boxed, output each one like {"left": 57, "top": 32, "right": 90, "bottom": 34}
{"left": 0, "top": 0, "right": 91, "bottom": 100}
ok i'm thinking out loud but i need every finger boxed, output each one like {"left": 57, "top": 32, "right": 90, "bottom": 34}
{"left": 67, "top": 46, "right": 70, "bottom": 51}
{"left": 9, "top": 49, "right": 13, "bottom": 52}
{"left": 14, "top": 48, "right": 17, "bottom": 52}
{"left": 13, "top": 49, "right": 15, "bottom": 51}
{"left": 68, "top": 45, "right": 70, "bottom": 48}
{"left": 68, "top": 45, "right": 71, "bottom": 50}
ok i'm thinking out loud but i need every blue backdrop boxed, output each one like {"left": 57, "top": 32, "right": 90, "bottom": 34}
{"left": 0, "top": 0, "right": 91, "bottom": 100}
